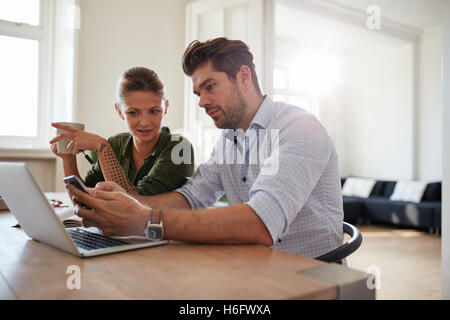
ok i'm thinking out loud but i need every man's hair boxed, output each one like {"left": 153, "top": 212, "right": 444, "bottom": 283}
{"left": 182, "top": 37, "right": 261, "bottom": 94}
{"left": 117, "top": 67, "right": 165, "bottom": 106}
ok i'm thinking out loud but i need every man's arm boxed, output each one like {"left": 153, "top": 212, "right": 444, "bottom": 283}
{"left": 93, "top": 181, "right": 192, "bottom": 210}
{"left": 68, "top": 185, "right": 272, "bottom": 246}
{"left": 134, "top": 192, "right": 192, "bottom": 210}
{"left": 162, "top": 204, "right": 272, "bottom": 245}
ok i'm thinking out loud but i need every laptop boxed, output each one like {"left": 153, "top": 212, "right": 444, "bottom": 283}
{"left": 0, "top": 162, "right": 168, "bottom": 258}
{"left": 0, "top": 195, "right": 8, "bottom": 211}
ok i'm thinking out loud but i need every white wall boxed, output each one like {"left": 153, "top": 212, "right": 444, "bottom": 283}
{"left": 337, "top": 32, "right": 443, "bottom": 182}
{"left": 418, "top": 27, "right": 443, "bottom": 181}
{"left": 341, "top": 41, "right": 414, "bottom": 180}
{"left": 54, "top": 0, "right": 188, "bottom": 190}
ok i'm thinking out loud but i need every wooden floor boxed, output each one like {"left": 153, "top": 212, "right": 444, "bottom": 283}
{"left": 346, "top": 225, "right": 442, "bottom": 300}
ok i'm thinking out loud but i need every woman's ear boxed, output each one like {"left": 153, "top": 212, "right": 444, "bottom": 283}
{"left": 164, "top": 99, "right": 169, "bottom": 115}
{"left": 115, "top": 103, "right": 125, "bottom": 120}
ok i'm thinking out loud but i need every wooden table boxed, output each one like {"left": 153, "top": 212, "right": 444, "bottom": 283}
{"left": 0, "top": 211, "right": 374, "bottom": 300}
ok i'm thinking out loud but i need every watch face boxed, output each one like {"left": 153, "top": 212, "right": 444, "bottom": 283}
{"left": 146, "top": 225, "right": 163, "bottom": 240}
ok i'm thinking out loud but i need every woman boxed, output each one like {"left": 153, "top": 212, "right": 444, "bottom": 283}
{"left": 50, "top": 67, "right": 194, "bottom": 196}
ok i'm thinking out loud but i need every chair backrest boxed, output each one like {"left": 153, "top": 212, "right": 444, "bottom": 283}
{"left": 315, "top": 222, "right": 363, "bottom": 263}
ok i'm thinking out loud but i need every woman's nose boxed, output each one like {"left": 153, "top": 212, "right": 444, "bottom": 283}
{"left": 138, "top": 114, "right": 153, "bottom": 125}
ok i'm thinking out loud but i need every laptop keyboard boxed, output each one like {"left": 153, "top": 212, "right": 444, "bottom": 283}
{"left": 68, "top": 228, "right": 128, "bottom": 251}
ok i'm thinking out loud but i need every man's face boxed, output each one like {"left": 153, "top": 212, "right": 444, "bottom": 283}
{"left": 192, "top": 62, "right": 247, "bottom": 129}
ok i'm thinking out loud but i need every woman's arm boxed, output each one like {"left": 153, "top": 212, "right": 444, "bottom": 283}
{"left": 61, "top": 156, "right": 83, "bottom": 180}
{"left": 96, "top": 141, "right": 139, "bottom": 195}
{"left": 50, "top": 122, "right": 138, "bottom": 194}
{"left": 50, "top": 143, "right": 83, "bottom": 180}
{"left": 50, "top": 143, "right": 83, "bottom": 204}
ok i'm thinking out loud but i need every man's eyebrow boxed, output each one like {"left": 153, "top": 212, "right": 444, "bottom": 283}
{"left": 193, "top": 78, "right": 214, "bottom": 95}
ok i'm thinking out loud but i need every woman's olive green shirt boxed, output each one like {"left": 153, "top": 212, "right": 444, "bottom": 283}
{"left": 84, "top": 128, "right": 194, "bottom": 196}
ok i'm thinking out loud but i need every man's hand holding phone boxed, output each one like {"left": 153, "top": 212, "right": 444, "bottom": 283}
{"left": 63, "top": 175, "right": 91, "bottom": 209}
{"left": 66, "top": 182, "right": 150, "bottom": 237}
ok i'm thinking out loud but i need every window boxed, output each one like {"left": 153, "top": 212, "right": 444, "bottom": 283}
{"left": 0, "top": 35, "right": 39, "bottom": 137}
{"left": 0, "top": 0, "right": 49, "bottom": 148}
{"left": 0, "top": 0, "right": 40, "bottom": 25}
{"left": 0, "top": 0, "right": 76, "bottom": 149}
{"left": 272, "top": 66, "right": 312, "bottom": 113}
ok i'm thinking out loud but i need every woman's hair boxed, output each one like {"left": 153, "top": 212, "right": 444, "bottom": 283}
{"left": 182, "top": 37, "right": 261, "bottom": 94}
{"left": 116, "top": 67, "right": 165, "bottom": 106}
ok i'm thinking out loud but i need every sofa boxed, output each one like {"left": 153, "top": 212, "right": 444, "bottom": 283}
{"left": 341, "top": 178, "right": 442, "bottom": 234}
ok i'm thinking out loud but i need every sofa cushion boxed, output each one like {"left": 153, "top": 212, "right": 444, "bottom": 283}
{"left": 365, "top": 197, "right": 434, "bottom": 228}
{"left": 390, "top": 181, "right": 427, "bottom": 203}
{"left": 421, "top": 182, "right": 441, "bottom": 202}
{"left": 370, "top": 181, "right": 385, "bottom": 197}
{"left": 342, "top": 177, "right": 377, "bottom": 198}
{"left": 382, "top": 181, "right": 397, "bottom": 198}
{"left": 341, "top": 177, "right": 383, "bottom": 196}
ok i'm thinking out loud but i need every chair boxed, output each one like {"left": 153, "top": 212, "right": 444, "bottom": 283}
{"left": 315, "top": 222, "right": 363, "bottom": 264}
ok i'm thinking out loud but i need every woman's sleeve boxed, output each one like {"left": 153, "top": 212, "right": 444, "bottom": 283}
{"left": 84, "top": 159, "right": 105, "bottom": 188}
{"left": 136, "top": 136, "right": 195, "bottom": 196}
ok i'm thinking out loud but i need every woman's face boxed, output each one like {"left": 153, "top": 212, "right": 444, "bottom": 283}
{"left": 115, "top": 91, "right": 168, "bottom": 145}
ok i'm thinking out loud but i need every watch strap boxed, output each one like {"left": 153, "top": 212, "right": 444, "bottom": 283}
{"left": 150, "top": 208, "right": 161, "bottom": 224}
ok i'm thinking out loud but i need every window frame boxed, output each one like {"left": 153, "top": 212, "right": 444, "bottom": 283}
{"left": 0, "top": 0, "right": 54, "bottom": 149}
{"left": 272, "top": 64, "right": 315, "bottom": 115}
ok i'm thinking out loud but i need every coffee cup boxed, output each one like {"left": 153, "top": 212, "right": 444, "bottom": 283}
{"left": 55, "top": 122, "right": 85, "bottom": 154}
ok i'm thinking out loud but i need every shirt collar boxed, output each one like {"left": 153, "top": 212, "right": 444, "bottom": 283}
{"left": 224, "top": 95, "right": 275, "bottom": 142}
{"left": 250, "top": 95, "right": 274, "bottom": 129}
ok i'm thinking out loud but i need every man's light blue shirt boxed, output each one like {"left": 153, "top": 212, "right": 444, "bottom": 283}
{"left": 175, "top": 96, "right": 343, "bottom": 258}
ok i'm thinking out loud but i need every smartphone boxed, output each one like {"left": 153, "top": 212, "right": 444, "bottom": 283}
{"left": 63, "top": 175, "right": 89, "bottom": 193}
{"left": 63, "top": 175, "right": 90, "bottom": 209}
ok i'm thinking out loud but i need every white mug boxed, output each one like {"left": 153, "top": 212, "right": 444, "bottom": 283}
{"left": 55, "top": 122, "right": 85, "bottom": 154}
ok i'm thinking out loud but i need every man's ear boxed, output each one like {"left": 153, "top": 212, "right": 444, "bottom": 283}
{"left": 115, "top": 103, "right": 125, "bottom": 120}
{"left": 237, "top": 65, "right": 252, "bottom": 89}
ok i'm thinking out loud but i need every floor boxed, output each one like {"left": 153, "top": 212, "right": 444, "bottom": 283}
{"left": 346, "top": 224, "right": 442, "bottom": 300}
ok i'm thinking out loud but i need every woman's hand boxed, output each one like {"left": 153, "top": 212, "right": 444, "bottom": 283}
{"left": 50, "top": 122, "right": 106, "bottom": 154}
{"left": 50, "top": 143, "right": 76, "bottom": 160}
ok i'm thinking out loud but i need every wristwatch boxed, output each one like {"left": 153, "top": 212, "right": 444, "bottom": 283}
{"left": 145, "top": 209, "right": 164, "bottom": 241}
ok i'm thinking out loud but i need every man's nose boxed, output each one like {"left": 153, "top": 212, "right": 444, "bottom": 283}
{"left": 198, "top": 94, "right": 211, "bottom": 109}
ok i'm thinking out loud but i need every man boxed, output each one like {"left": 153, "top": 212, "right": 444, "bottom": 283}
{"left": 69, "top": 37, "right": 344, "bottom": 258}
